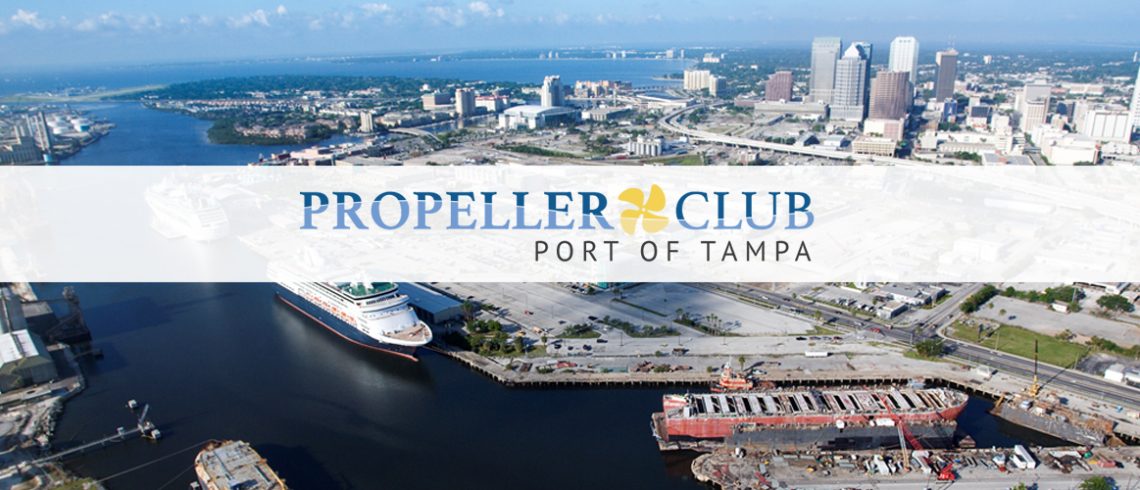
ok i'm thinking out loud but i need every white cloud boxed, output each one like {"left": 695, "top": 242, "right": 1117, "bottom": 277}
{"left": 228, "top": 9, "right": 272, "bottom": 28}
{"left": 276, "top": 5, "right": 288, "bottom": 16}
{"left": 468, "top": 2, "right": 503, "bottom": 18}
{"left": 360, "top": 3, "right": 392, "bottom": 16}
{"left": 425, "top": 6, "right": 465, "bottom": 27}
{"left": 74, "top": 12, "right": 162, "bottom": 33}
{"left": 11, "top": 9, "right": 49, "bottom": 30}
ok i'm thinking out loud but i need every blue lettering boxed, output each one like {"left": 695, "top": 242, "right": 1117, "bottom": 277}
{"left": 786, "top": 192, "right": 814, "bottom": 229}
{"left": 447, "top": 192, "right": 477, "bottom": 229}
{"left": 676, "top": 191, "right": 709, "bottom": 230}
{"left": 370, "top": 192, "right": 408, "bottom": 230}
{"left": 414, "top": 191, "right": 442, "bottom": 229}
{"left": 334, "top": 192, "right": 366, "bottom": 230}
{"left": 300, "top": 192, "right": 329, "bottom": 229}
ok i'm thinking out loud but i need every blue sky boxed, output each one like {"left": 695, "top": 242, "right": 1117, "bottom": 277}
{"left": 1, "top": 0, "right": 1138, "bottom": 67}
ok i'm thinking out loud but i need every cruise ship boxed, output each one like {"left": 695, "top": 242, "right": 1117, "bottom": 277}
{"left": 143, "top": 181, "right": 229, "bottom": 241}
{"left": 273, "top": 281, "right": 433, "bottom": 360}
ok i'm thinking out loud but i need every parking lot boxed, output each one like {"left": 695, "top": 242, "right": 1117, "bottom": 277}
{"left": 975, "top": 295, "right": 1139, "bottom": 348}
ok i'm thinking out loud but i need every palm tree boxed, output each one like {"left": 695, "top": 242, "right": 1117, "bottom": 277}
{"left": 737, "top": 355, "right": 747, "bottom": 371}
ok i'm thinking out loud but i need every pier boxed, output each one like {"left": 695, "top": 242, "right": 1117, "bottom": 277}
{"left": 26, "top": 401, "right": 159, "bottom": 466}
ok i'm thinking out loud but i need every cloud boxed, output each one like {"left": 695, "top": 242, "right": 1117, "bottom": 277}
{"left": 468, "top": 1, "right": 504, "bottom": 18}
{"left": 11, "top": 9, "right": 49, "bottom": 30}
{"left": 227, "top": 9, "right": 272, "bottom": 28}
{"left": 276, "top": 5, "right": 288, "bottom": 16}
{"left": 425, "top": 5, "right": 466, "bottom": 27}
{"left": 360, "top": 3, "right": 392, "bottom": 16}
{"left": 74, "top": 12, "right": 162, "bottom": 33}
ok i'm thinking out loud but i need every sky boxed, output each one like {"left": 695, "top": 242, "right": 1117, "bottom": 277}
{"left": 1, "top": 0, "right": 1139, "bottom": 68}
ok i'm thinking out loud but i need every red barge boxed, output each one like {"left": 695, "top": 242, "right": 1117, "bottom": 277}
{"left": 653, "top": 386, "right": 969, "bottom": 444}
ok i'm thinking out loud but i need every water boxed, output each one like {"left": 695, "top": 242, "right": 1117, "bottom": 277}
{"left": 0, "top": 58, "right": 689, "bottom": 96}
{"left": 51, "top": 283, "right": 700, "bottom": 489}
{"left": 58, "top": 103, "right": 361, "bottom": 166}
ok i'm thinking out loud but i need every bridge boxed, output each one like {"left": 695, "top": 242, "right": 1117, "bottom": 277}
{"left": 390, "top": 127, "right": 442, "bottom": 145}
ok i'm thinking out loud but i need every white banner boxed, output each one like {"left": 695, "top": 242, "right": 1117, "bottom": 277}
{"left": 1, "top": 165, "right": 1138, "bottom": 283}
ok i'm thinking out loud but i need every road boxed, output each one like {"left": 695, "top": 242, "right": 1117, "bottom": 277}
{"left": 698, "top": 283, "right": 1140, "bottom": 410}
{"left": 659, "top": 104, "right": 921, "bottom": 165}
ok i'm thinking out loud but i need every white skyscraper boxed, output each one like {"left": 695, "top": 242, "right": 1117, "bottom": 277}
{"left": 888, "top": 36, "right": 919, "bottom": 86}
{"left": 541, "top": 75, "right": 564, "bottom": 108}
{"left": 831, "top": 43, "right": 870, "bottom": 122}
{"left": 1130, "top": 65, "right": 1140, "bottom": 133}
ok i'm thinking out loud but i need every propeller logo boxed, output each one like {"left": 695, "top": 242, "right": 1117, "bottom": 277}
{"left": 618, "top": 184, "right": 669, "bottom": 235}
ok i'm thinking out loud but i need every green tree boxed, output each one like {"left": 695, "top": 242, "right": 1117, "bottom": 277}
{"left": 737, "top": 355, "right": 747, "bottom": 371}
{"left": 1096, "top": 294, "right": 1134, "bottom": 313}
{"left": 915, "top": 338, "right": 945, "bottom": 358}
{"left": 1079, "top": 476, "right": 1113, "bottom": 490}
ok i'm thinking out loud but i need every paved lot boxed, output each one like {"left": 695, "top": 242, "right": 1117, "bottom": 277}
{"left": 975, "top": 295, "right": 1140, "bottom": 347}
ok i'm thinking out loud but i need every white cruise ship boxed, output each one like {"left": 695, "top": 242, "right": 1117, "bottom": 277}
{"left": 273, "top": 280, "right": 433, "bottom": 360}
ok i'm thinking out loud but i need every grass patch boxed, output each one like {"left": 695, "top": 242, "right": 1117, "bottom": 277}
{"left": 612, "top": 298, "right": 668, "bottom": 317}
{"left": 557, "top": 323, "right": 601, "bottom": 339}
{"left": 804, "top": 325, "right": 841, "bottom": 336}
{"left": 496, "top": 144, "right": 580, "bottom": 159}
{"left": 646, "top": 154, "right": 704, "bottom": 165}
{"left": 599, "top": 315, "right": 678, "bottom": 338}
{"left": 904, "top": 350, "right": 951, "bottom": 363}
{"left": 947, "top": 321, "right": 1088, "bottom": 367}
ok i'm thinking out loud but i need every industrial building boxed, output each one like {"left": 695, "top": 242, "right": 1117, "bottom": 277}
{"left": 498, "top": 105, "right": 580, "bottom": 130}
{"left": 0, "top": 329, "right": 58, "bottom": 392}
{"left": 399, "top": 283, "right": 463, "bottom": 325}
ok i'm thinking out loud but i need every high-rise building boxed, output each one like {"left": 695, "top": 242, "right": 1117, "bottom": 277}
{"left": 1130, "top": 65, "right": 1140, "bottom": 132}
{"left": 851, "top": 41, "right": 873, "bottom": 108}
{"left": 934, "top": 48, "right": 958, "bottom": 102}
{"left": 455, "top": 88, "right": 476, "bottom": 117}
{"left": 765, "top": 71, "right": 794, "bottom": 102}
{"left": 888, "top": 36, "right": 919, "bottom": 86}
{"left": 540, "top": 76, "right": 564, "bottom": 108}
{"left": 683, "top": 69, "right": 712, "bottom": 91}
{"left": 709, "top": 75, "right": 727, "bottom": 97}
{"left": 831, "top": 43, "right": 869, "bottom": 122}
{"left": 809, "top": 37, "right": 842, "bottom": 103}
{"left": 359, "top": 111, "right": 375, "bottom": 133}
{"left": 869, "top": 71, "right": 912, "bottom": 120}
{"left": 1023, "top": 97, "right": 1050, "bottom": 132}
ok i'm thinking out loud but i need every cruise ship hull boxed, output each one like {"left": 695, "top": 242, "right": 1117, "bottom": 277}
{"left": 274, "top": 285, "right": 418, "bottom": 361}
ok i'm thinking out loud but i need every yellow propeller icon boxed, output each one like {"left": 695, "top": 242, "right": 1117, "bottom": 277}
{"left": 618, "top": 184, "right": 669, "bottom": 235}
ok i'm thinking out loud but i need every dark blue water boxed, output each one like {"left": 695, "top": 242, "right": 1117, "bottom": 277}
{"left": 50, "top": 283, "right": 701, "bottom": 490}
{"left": 0, "top": 58, "right": 688, "bottom": 96}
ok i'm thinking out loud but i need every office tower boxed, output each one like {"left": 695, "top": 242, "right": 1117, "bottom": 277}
{"left": 1023, "top": 97, "right": 1049, "bottom": 132}
{"left": 540, "top": 75, "right": 563, "bottom": 107}
{"left": 869, "top": 71, "right": 912, "bottom": 120}
{"left": 888, "top": 36, "right": 919, "bottom": 86}
{"left": 765, "top": 71, "right": 794, "bottom": 102}
{"left": 359, "top": 112, "right": 375, "bottom": 133}
{"left": 809, "top": 37, "right": 842, "bottom": 103}
{"left": 831, "top": 43, "right": 869, "bottom": 121}
{"left": 934, "top": 48, "right": 958, "bottom": 102}
{"left": 1130, "top": 65, "right": 1140, "bottom": 132}
{"left": 851, "top": 41, "right": 873, "bottom": 108}
{"left": 683, "top": 69, "right": 712, "bottom": 91}
{"left": 455, "top": 88, "right": 476, "bottom": 117}
{"left": 709, "top": 75, "right": 727, "bottom": 97}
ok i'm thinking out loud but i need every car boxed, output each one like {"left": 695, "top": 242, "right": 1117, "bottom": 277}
{"left": 596, "top": 338, "right": 608, "bottom": 343}
{"left": 795, "top": 336, "right": 807, "bottom": 341}
{"left": 587, "top": 315, "right": 598, "bottom": 321}
{"left": 583, "top": 345, "right": 592, "bottom": 351}
{"left": 567, "top": 346, "right": 575, "bottom": 350}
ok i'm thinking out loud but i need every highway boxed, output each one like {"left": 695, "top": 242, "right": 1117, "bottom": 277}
{"left": 659, "top": 104, "right": 921, "bottom": 166}
{"left": 697, "top": 283, "right": 1140, "bottom": 410}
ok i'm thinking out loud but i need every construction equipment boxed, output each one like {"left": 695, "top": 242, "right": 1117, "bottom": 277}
{"left": 1028, "top": 339, "right": 1041, "bottom": 399}
{"left": 937, "top": 461, "right": 956, "bottom": 481}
